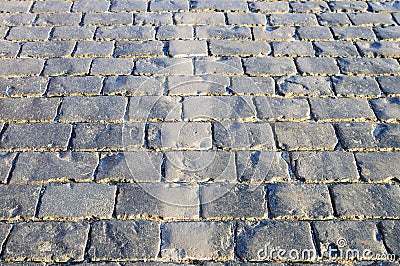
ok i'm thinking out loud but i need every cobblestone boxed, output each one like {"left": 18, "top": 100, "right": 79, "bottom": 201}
{"left": 370, "top": 97, "right": 400, "bottom": 122}
{"left": 47, "top": 76, "right": 103, "bottom": 96}
{"left": 378, "top": 76, "right": 400, "bottom": 95}
{"left": 243, "top": 57, "right": 297, "bottom": 75}
{"left": 43, "top": 58, "right": 92, "bottom": 76}
{"left": 277, "top": 76, "right": 333, "bottom": 96}
{"left": 355, "top": 152, "right": 400, "bottom": 182}
{"left": 296, "top": 58, "right": 340, "bottom": 75}
{"left": 0, "top": 77, "right": 47, "bottom": 97}
{"left": 0, "top": 184, "right": 40, "bottom": 219}
{"left": 75, "top": 41, "right": 114, "bottom": 57}
{"left": 338, "top": 58, "right": 400, "bottom": 75}
{"left": 209, "top": 40, "right": 270, "bottom": 56}
{"left": 114, "top": 40, "right": 164, "bottom": 57}
{"left": 0, "top": 59, "right": 45, "bottom": 76}
{"left": 6, "top": 26, "right": 51, "bottom": 41}
{"left": 0, "top": 152, "right": 14, "bottom": 184}
{"left": 332, "top": 76, "right": 381, "bottom": 96}
{"left": 169, "top": 40, "right": 208, "bottom": 57}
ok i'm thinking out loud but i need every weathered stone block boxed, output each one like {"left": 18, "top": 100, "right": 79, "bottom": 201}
{"left": 243, "top": 57, "right": 296, "bottom": 75}
{"left": 370, "top": 97, "right": 400, "bottom": 122}
{"left": 0, "top": 152, "right": 14, "bottom": 183}
{"left": 169, "top": 40, "right": 208, "bottom": 57}
{"left": 355, "top": 152, "right": 400, "bottom": 182}
{"left": 195, "top": 57, "right": 243, "bottom": 75}
{"left": 48, "top": 76, "right": 103, "bottom": 96}
{"left": 332, "top": 76, "right": 381, "bottom": 96}
{"left": 129, "top": 96, "right": 181, "bottom": 121}
{"left": 43, "top": 58, "right": 91, "bottom": 76}
{"left": 103, "top": 76, "right": 164, "bottom": 96}
{"left": 255, "top": 97, "right": 310, "bottom": 121}
{"left": 277, "top": 76, "right": 333, "bottom": 97}
{"left": 0, "top": 184, "right": 40, "bottom": 219}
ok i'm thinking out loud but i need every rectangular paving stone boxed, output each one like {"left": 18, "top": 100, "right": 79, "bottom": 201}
{"left": 328, "top": 1, "right": 368, "bottom": 12}
{"left": 115, "top": 41, "right": 164, "bottom": 57}
{"left": 0, "top": 184, "right": 41, "bottom": 219}
{"left": 195, "top": 26, "right": 252, "bottom": 40}
{"left": 309, "top": 98, "right": 376, "bottom": 121}
{"left": 331, "top": 184, "right": 400, "bottom": 217}
{"left": 6, "top": 26, "right": 51, "bottom": 41}
{"left": 169, "top": 40, "right": 208, "bottom": 57}
{"left": 91, "top": 58, "right": 134, "bottom": 75}
{"left": 297, "top": 26, "right": 333, "bottom": 40}
{"left": 174, "top": 12, "right": 225, "bottom": 25}
{"left": 165, "top": 151, "right": 236, "bottom": 182}
{"left": 314, "top": 221, "right": 386, "bottom": 259}
{"left": 209, "top": 40, "right": 271, "bottom": 56}
{"left": 317, "top": 13, "right": 351, "bottom": 26}
{"left": 43, "top": 58, "right": 92, "bottom": 76}
{"left": 270, "top": 14, "right": 318, "bottom": 26}
{"left": 4, "top": 222, "right": 89, "bottom": 262}
{"left": 374, "top": 26, "right": 400, "bottom": 40}
{"left": 129, "top": 96, "right": 181, "bottom": 121}
{"left": 11, "top": 152, "right": 98, "bottom": 184}
{"left": 378, "top": 76, "right": 400, "bottom": 95}
{"left": 52, "top": 26, "right": 96, "bottom": 40}
{"left": 0, "top": 59, "right": 45, "bottom": 76}
{"left": 314, "top": 41, "right": 359, "bottom": 57}
{"left": 95, "top": 26, "right": 155, "bottom": 40}
{"left": 213, "top": 122, "right": 275, "bottom": 150}
{"left": 0, "top": 14, "right": 36, "bottom": 26}
{"left": 73, "top": 0, "right": 109, "bottom": 12}
{"left": 348, "top": 13, "right": 395, "bottom": 26}
{"left": 296, "top": 58, "right": 340, "bottom": 75}
{"left": 381, "top": 221, "right": 400, "bottom": 255}
{"left": 255, "top": 97, "right": 310, "bottom": 121}
{"left": 249, "top": 1, "right": 289, "bottom": 13}
{"left": 147, "top": 122, "right": 212, "bottom": 150}
{"left": 74, "top": 122, "right": 145, "bottom": 151}
{"left": 331, "top": 26, "right": 376, "bottom": 41}
{"left": 0, "top": 123, "right": 72, "bottom": 151}
{"left": 183, "top": 96, "right": 255, "bottom": 120}
{"left": 156, "top": 25, "right": 193, "bottom": 40}
{"left": 332, "top": 76, "right": 381, "bottom": 96}
{"left": 292, "top": 151, "right": 359, "bottom": 182}
{"left": 167, "top": 75, "right": 229, "bottom": 95}
{"left": 135, "top": 58, "right": 193, "bottom": 75}
{"left": 268, "top": 183, "right": 332, "bottom": 219}
{"left": 357, "top": 41, "right": 400, "bottom": 57}
{"left": 243, "top": 57, "right": 297, "bottom": 76}
{"left": 253, "top": 26, "right": 296, "bottom": 41}
{"left": 290, "top": 1, "right": 329, "bottom": 13}
{"left": 236, "top": 151, "right": 291, "bottom": 182}
{"left": 237, "top": 221, "right": 315, "bottom": 261}
{"left": 190, "top": 0, "right": 249, "bottom": 11}
{"left": 0, "top": 152, "right": 15, "bottom": 184}
{"left": 0, "top": 223, "right": 12, "bottom": 251}
{"left": 110, "top": 0, "right": 148, "bottom": 11}
{"left": 150, "top": 0, "right": 189, "bottom": 11}
{"left": 337, "top": 123, "right": 400, "bottom": 150}
{"left": 89, "top": 220, "right": 160, "bottom": 260}
{"left": 0, "top": 97, "right": 60, "bottom": 122}
{"left": 0, "top": 1, "right": 32, "bottom": 12}
{"left": 103, "top": 76, "right": 165, "bottom": 96}
{"left": 338, "top": 58, "right": 400, "bottom": 75}
{"left": 48, "top": 76, "right": 103, "bottom": 96}
{"left": 355, "top": 152, "right": 400, "bottom": 182}
{"left": 227, "top": 13, "right": 266, "bottom": 26}
{"left": 32, "top": 1, "right": 72, "bottom": 12}
{"left": 161, "top": 222, "right": 234, "bottom": 260}
{"left": 277, "top": 76, "right": 333, "bottom": 97}
{"left": 195, "top": 57, "right": 243, "bottom": 75}
{"left": 84, "top": 13, "right": 133, "bottom": 26}
{"left": 0, "top": 77, "right": 48, "bottom": 97}
{"left": 275, "top": 122, "right": 337, "bottom": 150}
{"left": 116, "top": 183, "right": 199, "bottom": 219}
{"left": 370, "top": 97, "right": 400, "bottom": 122}
{"left": 272, "top": 41, "right": 315, "bottom": 57}
{"left": 134, "top": 13, "right": 173, "bottom": 26}
{"left": 60, "top": 96, "right": 127, "bottom": 122}
{"left": 201, "top": 184, "right": 266, "bottom": 218}
{"left": 39, "top": 183, "right": 116, "bottom": 219}
{"left": 74, "top": 41, "right": 115, "bottom": 57}
{"left": 35, "top": 13, "right": 82, "bottom": 26}
{"left": 230, "top": 76, "right": 275, "bottom": 95}
{"left": 97, "top": 151, "right": 162, "bottom": 182}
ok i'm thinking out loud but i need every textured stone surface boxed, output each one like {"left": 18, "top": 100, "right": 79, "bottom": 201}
{"left": 355, "top": 152, "right": 400, "bottom": 182}
{"left": 4, "top": 222, "right": 89, "bottom": 262}
{"left": 381, "top": 220, "right": 400, "bottom": 255}
{"left": 0, "top": 98, "right": 60, "bottom": 122}
{"left": 161, "top": 222, "right": 234, "bottom": 260}
{"left": 277, "top": 76, "right": 333, "bottom": 96}
{"left": 0, "top": 152, "right": 14, "bottom": 184}
{"left": 89, "top": 220, "right": 160, "bottom": 260}
{"left": 11, "top": 152, "right": 98, "bottom": 184}
{"left": 0, "top": 184, "right": 40, "bottom": 219}
{"left": 39, "top": 183, "right": 116, "bottom": 219}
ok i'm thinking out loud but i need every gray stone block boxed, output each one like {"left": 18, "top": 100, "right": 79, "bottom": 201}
{"left": 227, "top": 13, "right": 266, "bottom": 26}
{"left": 292, "top": 151, "right": 359, "bottom": 182}
{"left": 169, "top": 40, "right": 208, "bottom": 57}
{"left": 0, "top": 59, "right": 44, "bottom": 76}
{"left": 332, "top": 184, "right": 400, "bottom": 217}
{"left": 90, "top": 58, "right": 134, "bottom": 75}
{"left": 89, "top": 220, "right": 160, "bottom": 260}
{"left": 0, "top": 1, "right": 32, "bottom": 12}
{"left": 210, "top": 40, "right": 271, "bottom": 56}
{"left": 0, "top": 123, "right": 72, "bottom": 151}
{"left": 277, "top": 76, "right": 333, "bottom": 97}
{"left": 0, "top": 14, "right": 36, "bottom": 26}
{"left": 196, "top": 26, "right": 252, "bottom": 39}
{"left": 273, "top": 41, "right": 315, "bottom": 56}
{"left": 297, "top": 26, "right": 333, "bottom": 40}
{"left": 0, "top": 152, "right": 15, "bottom": 183}
{"left": 317, "top": 13, "right": 351, "bottom": 26}
{"left": 95, "top": 26, "right": 155, "bottom": 40}
{"left": 35, "top": 14, "right": 82, "bottom": 26}
{"left": 135, "top": 58, "right": 193, "bottom": 75}
{"left": 39, "top": 183, "right": 116, "bottom": 219}
{"left": 275, "top": 122, "right": 337, "bottom": 150}
{"left": 249, "top": 1, "right": 289, "bottom": 13}
{"left": 236, "top": 151, "right": 290, "bottom": 182}
{"left": 174, "top": 12, "right": 225, "bottom": 25}
{"left": 270, "top": 14, "right": 318, "bottom": 26}
{"left": 6, "top": 26, "right": 51, "bottom": 41}
{"left": 243, "top": 57, "right": 296, "bottom": 75}
{"left": 195, "top": 57, "right": 243, "bottom": 75}
{"left": 60, "top": 96, "right": 127, "bottom": 122}
{"left": 156, "top": 25, "right": 193, "bottom": 40}
{"left": 231, "top": 76, "right": 275, "bottom": 95}
{"left": 332, "top": 76, "right": 381, "bottom": 96}
{"left": 4, "top": 222, "right": 89, "bottom": 262}
{"left": 374, "top": 26, "right": 400, "bottom": 40}
{"left": 355, "top": 152, "right": 400, "bottom": 182}
{"left": 253, "top": 26, "right": 296, "bottom": 41}
{"left": 201, "top": 184, "right": 266, "bottom": 218}
{"left": 161, "top": 222, "right": 234, "bottom": 260}
{"left": 314, "top": 41, "right": 359, "bottom": 57}
{"left": 348, "top": 13, "right": 394, "bottom": 26}
{"left": 11, "top": 152, "right": 98, "bottom": 184}
{"left": 290, "top": 1, "right": 329, "bottom": 13}
{"left": 129, "top": 96, "right": 181, "bottom": 121}
{"left": 84, "top": 13, "right": 133, "bottom": 25}
{"left": 43, "top": 58, "right": 91, "bottom": 76}
{"left": 255, "top": 97, "right": 310, "bottom": 121}
{"left": 296, "top": 58, "right": 340, "bottom": 75}
{"left": 332, "top": 26, "right": 376, "bottom": 41}
{"left": 74, "top": 41, "right": 115, "bottom": 57}
{"left": 52, "top": 26, "right": 96, "bottom": 40}
{"left": 190, "top": 0, "right": 248, "bottom": 11}
{"left": 103, "top": 76, "right": 165, "bottom": 96}
{"left": 0, "top": 77, "right": 47, "bottom": 97}
{"left": 381, "top": 220, "right": 400, "bottom": 255}
{"left": 150, "top": 0, "right": 189, "bottom": 11}
{"left": 48, "top": 76, "right": 103, "bottom": 96}
{"left": 370, "top": 97, "right": 400, "bottom": 122}
{"left": 0, "top": 184, "right": 41, "bottom": 219}
{"left": 357, "top": 41, "right": 400, "bottom": 57}
{"left": 328, "top": 1, "right": 368, "bottom": 12}
{"left": 269, "top": 183, "right": 332, "bottom": 219}
{"left": 0, "top": 97, "right": 60, "bottom": 122}
{"left": 378, "top": 76, "right": 400, "bottom": 95}
{"left": 134, "top": 13, "right": 173, "bottom": 26}
{"left": 116, "top": 183, "right": 199, "bottom": 219}
{"left": 147, "top": 122, "right": 212, "bottom": 150}
{"left": 110, "top": 0, "right": 148, "bottom": 11}
{"left": 167, "top": 75, "right": 229, "bottom": 95}
{"left": 32, "top": 1, "right": 72, "bottom": 12}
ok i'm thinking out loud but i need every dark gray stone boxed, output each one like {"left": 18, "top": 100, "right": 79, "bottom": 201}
{"left": 0, "top": 184, "right": 41, "bottom": 219}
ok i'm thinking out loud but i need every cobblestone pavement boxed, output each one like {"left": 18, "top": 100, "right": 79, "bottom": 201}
{"left": 0, "top": 0, "right": 399, "bottom": 265}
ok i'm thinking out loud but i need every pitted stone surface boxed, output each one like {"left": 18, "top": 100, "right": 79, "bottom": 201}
{"left": 1, "top": 0, "right": 400, "bottom": 264}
